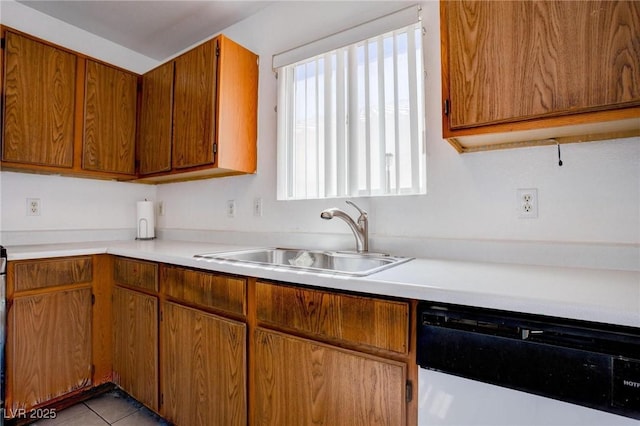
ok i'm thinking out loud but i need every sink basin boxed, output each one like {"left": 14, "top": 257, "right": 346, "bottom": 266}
{"left": 194, "top": 248, "right": 412, "bottom": 276}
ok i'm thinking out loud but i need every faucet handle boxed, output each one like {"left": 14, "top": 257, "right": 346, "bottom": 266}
{"left": 346, "top": 200, "right": 367, "bottom": 217}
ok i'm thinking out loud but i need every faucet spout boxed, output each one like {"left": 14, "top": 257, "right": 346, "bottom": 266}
{"left": 320, "top": 201, "right": 368, "bottom": 253}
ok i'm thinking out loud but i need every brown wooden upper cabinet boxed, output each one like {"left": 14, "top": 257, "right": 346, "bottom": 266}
{"left": 138, "top": 61, "right": 174, "bottom": 175}
{"left": 441, "top": 0, "right": 640, "bottom": 152}
{"left": 83, "top": 60, "right": 137, "bottom": 175}
{"left": 1, "top": 26, "right": 257, "bottom": 183}
{"left": 0, "top": 28, "right": 138, "bottom": 179}
{"left": 137, "top": 35, "right": 258, "bottom": 182}
{"left": 1, "top": 31, "right": 76, "bottom": 168}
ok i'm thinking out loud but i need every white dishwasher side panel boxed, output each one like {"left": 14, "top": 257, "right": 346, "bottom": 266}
{"left": 418, "top": 369, "right": 640, "bottom": 426}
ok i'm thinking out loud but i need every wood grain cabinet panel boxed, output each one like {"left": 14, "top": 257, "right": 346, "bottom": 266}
{"left": 83, "top": 60, "right": 137, "bottom": 175}
{"left": 2, "top": 31, "right": 76, "bottom": 167}
{"left": 7, "top": 288, "right": 92, "bottom": 411}
{"left": 112, "top": 286, "right": 158, "bottom": 411}
{"left": 136, "top": 35, "right": 257, "bottom": 183}
{"left": 172, "top": 39, "right": 217, "bottom": 169}
{"left": 441, "top": 0, "right": 640, "bottom": 151}
{"left": 138, "top": 61, "right": 174, "bottom": 175}
{"left": 161, "top": 265, "right": 246, "bottom": 316}
{"left": 113, "top": 257, "right": 158, "bottom": 292}
{"left": 445, "top": 0, "right": 640, "bottom": 129}
{"left": 256, "top": 281, "right": 409, "bottom": 354}
{"left": 215, "top": 35, "right": 258, "bottom": 174}
{"left": 254, "top": 328, "right": 406, "bottom": 426}
{"left": 161, "top": 301, "right": 246, "bottom": 426}
{"left": 13, "top": 256, "right": 92, "bottom": 292}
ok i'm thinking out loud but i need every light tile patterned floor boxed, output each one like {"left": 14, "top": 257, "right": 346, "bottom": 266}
{"left": 31, "top": 391, "right": 167, "bottom": 426}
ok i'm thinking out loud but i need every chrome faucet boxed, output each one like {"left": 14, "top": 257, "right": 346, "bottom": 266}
{"left": 320, "top": 200, "right": 368, "bottom": 253}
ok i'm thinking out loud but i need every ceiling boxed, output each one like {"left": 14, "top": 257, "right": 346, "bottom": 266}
{"left": 16, "top": 0, "right": 273, "bottom": 60}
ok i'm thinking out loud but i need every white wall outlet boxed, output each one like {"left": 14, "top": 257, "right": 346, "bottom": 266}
{"left": 158, "top": 201, "right": 165, "bottom": 216}
{"left": 253, "top": 197, "right": 263, "bottom": 217}
{"left": 27, "top": 198, "right": 41, "bottom": 216}
{"left": 227, "top": 200, "right": 236, "bottom": 218}
{"left": 517, "top": 188, "right": 538, "bottom": 218}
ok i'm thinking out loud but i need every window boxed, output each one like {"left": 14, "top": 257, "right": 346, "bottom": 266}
{"left": 276, "top": 8, "right": 426, "bottom": 200}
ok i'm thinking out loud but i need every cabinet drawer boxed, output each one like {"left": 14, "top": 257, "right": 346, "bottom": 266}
{"left": 13, "top": 256, "right": 93, "bottom": 292}
{"left": 113, "top": 257, "right": 158, "bottom": 292}
{"left": 256, "top": 281, "right": 409, "bottom": 354}
{"left": 161, "top": 265, "right": 246, "bottom": 316}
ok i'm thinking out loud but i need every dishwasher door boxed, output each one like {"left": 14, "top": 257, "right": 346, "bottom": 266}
{"left": 417, "top": 301, "right": 640, "bottom": 421}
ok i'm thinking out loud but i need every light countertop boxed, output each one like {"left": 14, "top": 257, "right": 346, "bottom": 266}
{"left": 5, "top": 239, "right": 640, "bottom": 328}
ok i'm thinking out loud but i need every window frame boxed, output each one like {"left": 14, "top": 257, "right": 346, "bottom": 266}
{"left": 275, "top": 7, "right": 425, "bottom": 201}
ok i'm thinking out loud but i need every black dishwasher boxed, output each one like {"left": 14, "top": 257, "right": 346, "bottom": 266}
{"left": 417, "top": 301, "right": 640, "bottom": 420}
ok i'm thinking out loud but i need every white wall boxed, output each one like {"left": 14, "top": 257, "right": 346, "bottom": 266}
{"left": 1, "top": 1, "right": 638, "bottom": 268}
{"left": 0, "top": 173, "right": 155, "bottom": 244}
{"left": 156, "top": 1, "right": 640, "bottom": 268}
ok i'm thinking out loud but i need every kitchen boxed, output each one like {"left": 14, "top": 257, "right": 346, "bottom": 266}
{"left": 0, "top": 0, "right": 638, "bottom": 425}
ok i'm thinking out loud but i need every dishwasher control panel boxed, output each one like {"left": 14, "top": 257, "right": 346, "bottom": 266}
{"left": 613, "top": 358, "right": 640, "bottom": 411}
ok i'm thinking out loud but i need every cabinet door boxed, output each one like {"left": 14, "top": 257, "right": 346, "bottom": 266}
{"left": 2, "top": 31, "right": 76, "bottom": 167}
{"left": 83, "top": 60, "right": 137, "bottom": 174}
{"left": 161, "top": 301, "right": 246, "bottom": 426}
{"left": 139, "top": 62, "right": 174, "bottom": 175}
{"left": 172, "top": 39, "right": 217, "bottom": 169}
{"left": 254, "top": 328, "right": 407, "bottom": 426}
{"left": 445, "top": 1, "right": 640, "bottom": 129}
{"left": 7, "top": 288, "right": 92, "bottom": 411}
{"left": 113, "top": 287, "right": 158, "bottom": 411}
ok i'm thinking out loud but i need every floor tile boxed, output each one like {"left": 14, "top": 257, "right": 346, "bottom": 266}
{"left": 111, "top": 408, "right": 166, "bottom": 426}
{"left": 32, "top": 403, "right": 109, "bottom": 426}
{"left": 84, "top": 391, "right": 139, "bottom": 424}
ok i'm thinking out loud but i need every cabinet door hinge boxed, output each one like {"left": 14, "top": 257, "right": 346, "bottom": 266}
{"left": 406, "top": 380, "right": 413, "bottom": 403}
{"left": 213, "top": 142, "right": 218, "bottom": 154}
{"left": 160, "top": 393, "right": 164, "bottom": 407}
{"left": 216, "top": 42, "right": 220, "bottom": 57}
{"left": 160, "top": 309, "right": 163, "bottom": 322}
{"left": 91, "top": 294, "right": 96, "bottom": 305}
{"left": 443, "top": 99, "right": 450, "bottom": 116}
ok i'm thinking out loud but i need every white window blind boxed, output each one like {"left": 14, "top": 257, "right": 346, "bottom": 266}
{"left": 276, "top": 8, "right": 426, "bottom": 200}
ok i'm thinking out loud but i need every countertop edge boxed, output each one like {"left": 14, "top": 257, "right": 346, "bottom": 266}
{"left": 4, "top": 240, "right": 639, "bottom": 328}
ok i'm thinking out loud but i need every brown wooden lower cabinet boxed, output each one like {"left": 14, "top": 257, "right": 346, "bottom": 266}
{"left": 5, "top": 256, "right": 415, "bottom": 425}
{"left": 112, "top": 286, "right": 159, "bottom": 411}
{"left": 160, "top": 301, "right": 247, "bottom": 426}
{"left": 7, "top": 287, "right": 93, "bottom": 412}
{"left": 253, "top": 327, "right": 407, "bottom": 426}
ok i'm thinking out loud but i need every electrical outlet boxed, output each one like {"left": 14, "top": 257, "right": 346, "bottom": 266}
{"left": 253, "top": 197, "right": 263, "bottom": 217}
{"left": 158, "top": 201, "right": 165, "bottom": 216}
{"left": 227, "top": 200, "right": 236, "bottom": 218}
{"left": 27, "top": 198, "right": 41, "bottom": 216}
{"left": 517, "top": 188, "right": 538, "bottom": 218}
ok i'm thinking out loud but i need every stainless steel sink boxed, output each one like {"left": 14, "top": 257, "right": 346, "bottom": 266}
{"left": 194, "top": 248, "right": 412, "bottom": 276}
